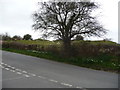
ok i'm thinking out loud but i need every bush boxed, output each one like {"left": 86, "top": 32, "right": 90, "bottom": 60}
{"left": 71, "top": 42, "right": 100, "bottom": 57}
{"left": 45, "top": 45, "right": 60, "bottom": 54}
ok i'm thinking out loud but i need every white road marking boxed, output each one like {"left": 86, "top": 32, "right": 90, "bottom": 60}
{"left": 1, "top": 62, "right": 4, "bottom": 64}
{"left": 4, "top": 64, "right": 7, "bottom": 66}
{"left": 23, "top": 74, "right": 30, "bottom": 77}
{"left": 11, "top": 67, "right": 15, "bottom": 69}
{"left": 2, "top": 63, "right": 78, "bottom": 88}
{"left": 10, "top": 70, "right": 15, "bottom": 72}
{"left": 7, "top": 65, "right": 12, "bottom": 67}
{"left": 16, "top": 69, "right": 21, "bottom": 71}
{"left": 49, "top": 79, "right": 58, "bottom": 83}
{"left": 76, "top": 86, "right": 83, "bottom": 88}
{"left": 22, "top": 71, "right": 27, "bottom": 73}
{"left": 61, "top": 83, "right": 72, "bottom": 87}
{"left": 5, "top": 68, "right": 10, "bottom": 70}
{"left": 17, "top": 72, "right": 22, "bottom": 75}
{"left": 29, "top": 73, "right": 36, "bottom": 76}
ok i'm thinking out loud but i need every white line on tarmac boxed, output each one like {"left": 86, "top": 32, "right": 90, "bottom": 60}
{"left": 10, "top": 70, "right": 15, "bottom": 72}
{"left": 11, "top": 67, "right": 15, "bottom": 69}
{"left": 22, "top": 71, "right": 27, "bottom": 73}
{"left": 7, "top": 65, "right": 12, "bottom": 67}
{"left": 2, "top": 63, "right": 81, "bottom": 89}
{"left": 23, "top": 74, "right": 30, "bottom": 77}
{"left": 76, "top": 86, "right": 83, "bottom": 88}
{"left": 29, "top": 73, "right": 36, "bottom": 76}
{"left": 16, "top": 69, "right": 21, "bottom": 71}
{"left": 5, "top": 68, "right": 10, "bottom": 70}
{"left": 17, "top": 72, "right": 22, "bottom": 75}
{"left": 4, "top": 64, "right": 7, "bottom": 66}
{"left": 1, "top": 62, "right": 4, "bottom": 64}
{"left": 49, "top": 79, "right": 58, "bottom": 83}
{"left": 61, "top": 83, "right": 72, "bottom": 87}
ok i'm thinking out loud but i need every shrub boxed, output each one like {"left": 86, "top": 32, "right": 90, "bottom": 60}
{"left": 45, "top": 45, "right": 60, "bottom": 54}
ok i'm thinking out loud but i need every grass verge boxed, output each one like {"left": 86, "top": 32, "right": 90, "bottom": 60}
{"left": 2, "top": 48, "right": 119, "bottom": 73}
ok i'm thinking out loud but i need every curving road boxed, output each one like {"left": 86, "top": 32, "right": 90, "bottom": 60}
{"left": 1, "top": 51, "right": 118, "bottom": 88}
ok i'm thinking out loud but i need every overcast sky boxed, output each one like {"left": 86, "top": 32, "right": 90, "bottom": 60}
{"left": 0, "top": 0, "right": 119, "bottom": 42}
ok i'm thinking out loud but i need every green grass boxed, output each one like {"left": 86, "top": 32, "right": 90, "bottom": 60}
{"left": 6, "top": 40, "right": 119, "bottom": 46}
{"left": 72, "top": 40, "right": 119, "bottom": 46}
{"left": 2, "top": 48, "right": 119, "bottom": 73}
{"left": 6, "top": 40, "right": 58, "bottom": 46}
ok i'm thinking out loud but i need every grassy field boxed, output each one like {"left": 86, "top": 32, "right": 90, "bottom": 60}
{"left": 6, "top": 40, "right": 119, "bottom": 46}
{"left": 2, "top": 40, "right": 120, "bottom": 73}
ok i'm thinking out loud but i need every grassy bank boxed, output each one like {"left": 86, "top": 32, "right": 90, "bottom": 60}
{"left": 2, "top": 48, "right": 119, "bottom": 73}
{"left": 5, "top": 40, "right": 119, "bottom": 46}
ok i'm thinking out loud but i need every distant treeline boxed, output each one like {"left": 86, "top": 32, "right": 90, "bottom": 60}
{"left": 0, "top": 33, "right": 33, "bottom": 41}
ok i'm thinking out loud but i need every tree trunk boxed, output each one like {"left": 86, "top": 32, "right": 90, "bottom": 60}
{"left": 62, "top": 37, "right": 72, "bottom": 57}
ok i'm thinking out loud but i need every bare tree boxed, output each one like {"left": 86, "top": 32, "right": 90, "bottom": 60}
{"left": 32, "top": 1, "right": 106, "bottom": 52}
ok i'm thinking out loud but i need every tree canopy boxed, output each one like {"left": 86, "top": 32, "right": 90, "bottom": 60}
{"left": 1, "top": 33, "right": 11, "bottom": 41}
{"left": 32, "top": 1, "right": 107, "bottom": 50}
{"left": 12, "top": 35, "right": 22, "bottom": 40}
{"left": 23, "top": 34, "right": 32, "bottom": 40}
{"left": 74, "top": 35, "right": 84, "bottom": 40}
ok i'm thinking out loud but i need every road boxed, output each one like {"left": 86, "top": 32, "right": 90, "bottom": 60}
{"left": 1, "top": 51, "right": 118, "bottom": 88}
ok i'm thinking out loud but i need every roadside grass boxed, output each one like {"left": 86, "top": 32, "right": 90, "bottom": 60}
{"left": 2, "top": 48, "right": 119, "bottom": 73}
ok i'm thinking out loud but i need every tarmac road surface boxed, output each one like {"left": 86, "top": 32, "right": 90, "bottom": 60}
{"left": 1, "top": 51, "right": 118, "bottom": 88}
